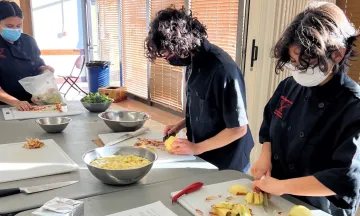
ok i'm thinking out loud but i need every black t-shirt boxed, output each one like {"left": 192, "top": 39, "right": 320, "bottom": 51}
{"left": 260, "top": 72, "right": 360, "bottom": 216}
{"left": 185, "top": 39, "right": 254, "bottom": 172}
{"left": 0, "top": 34, "right": 45, "bottom": 104}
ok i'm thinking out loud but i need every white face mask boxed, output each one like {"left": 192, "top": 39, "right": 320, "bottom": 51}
{"left": 286, "top": 64, "right": 332, "bottom": 87}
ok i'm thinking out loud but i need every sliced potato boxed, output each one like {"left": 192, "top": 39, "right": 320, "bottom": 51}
{"left": 229, "top": 184, "right": 249, "bottom": 196}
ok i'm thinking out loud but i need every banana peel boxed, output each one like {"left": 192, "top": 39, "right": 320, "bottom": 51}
{"left": 164, "top": 136, "right": 176, "bottom": 151}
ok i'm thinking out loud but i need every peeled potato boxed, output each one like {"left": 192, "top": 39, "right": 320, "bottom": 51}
{"left": 245, "top": 192, "right": 264, "bottom": 205}
{"left": 164, "top": 136, "right": 176, "bottom": 151}
{"left": 229, "top": 184, "right": 249, "bottom": 196}
{"left": 289, "top": 205, "right": 312, "bottom": 216}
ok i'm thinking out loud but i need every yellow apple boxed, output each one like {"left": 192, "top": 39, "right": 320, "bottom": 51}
{"left": 229, "top": 184, "right": 249, "bottom": 196}
{"left": 289, "top": 205, "right": 312, "bottom": 216}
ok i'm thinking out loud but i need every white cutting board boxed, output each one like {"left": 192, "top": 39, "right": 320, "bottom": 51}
{"left": 2, "top": 104, "right": 85, "bottom": 120}
{"left": 98, "top": 131, "right": 196, "bottom": 163}
{"left": 171, "top": 179, "right": 331, "bottom": 216}
{"left": 0, "top": 139, "right": 79, "bottom": 183}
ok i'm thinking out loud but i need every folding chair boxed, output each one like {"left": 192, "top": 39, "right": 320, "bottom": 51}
{"left": 58, "top": 55, "right": 88, "bottom": 97}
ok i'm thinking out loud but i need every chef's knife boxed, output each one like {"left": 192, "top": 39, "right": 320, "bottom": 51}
{"left": 105, "top": 127, "right": 150, "bottom": 146}
{"left": 0, "top": 180, "right": 78, "bottom": 198}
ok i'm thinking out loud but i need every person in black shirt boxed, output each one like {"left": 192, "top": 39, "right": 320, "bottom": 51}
{"left": 0, "top": 1, "right": 54, "bottom": 110}
{"left": 251, "top": 2, "right": 360, "bottom": 215}
{"left": 145, "top": 6, "right": 254, "bottom": 172}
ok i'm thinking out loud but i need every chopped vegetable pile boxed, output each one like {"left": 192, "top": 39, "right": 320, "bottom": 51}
{"left": 81, "top": 92, "right": 112, "bottom": 103}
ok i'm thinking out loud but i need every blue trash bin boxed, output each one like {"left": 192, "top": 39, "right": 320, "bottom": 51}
{"left": 86, "top": 61, "right": 111, "bottom": 93}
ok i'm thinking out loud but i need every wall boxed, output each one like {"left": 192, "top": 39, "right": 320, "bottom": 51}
{"left": 337, "top": 0, "right": 360, "bottom": 83}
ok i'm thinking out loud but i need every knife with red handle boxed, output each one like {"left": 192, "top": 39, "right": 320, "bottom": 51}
{"left": 172, "top": 182, "right": 204, "bottom": 203}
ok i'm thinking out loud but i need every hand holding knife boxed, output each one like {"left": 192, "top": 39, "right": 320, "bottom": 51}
{"left": 260, "top": 175, "right": 269, "bottom": 212}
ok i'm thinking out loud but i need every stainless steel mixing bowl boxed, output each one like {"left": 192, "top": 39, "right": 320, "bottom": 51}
{"left": 82, "top": 146, "right": 157, "bottom": 185}
{"left": 98, "top": 111, "right": 149, "bottom": 132}
{"left": 81, "top": 100, "right": 113, "bottom": 113}
{"left": 35, "top": 117, "right": 71, "bottom": 133}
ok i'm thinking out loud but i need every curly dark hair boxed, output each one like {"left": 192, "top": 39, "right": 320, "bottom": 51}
{"left": 273, "top": 2, "right": 359, "bottom": 74}
{"left": 145, "top": 6, "right": 207, "bottom": 62}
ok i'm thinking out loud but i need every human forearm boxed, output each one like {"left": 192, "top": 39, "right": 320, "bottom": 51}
{"left": 176, "top": 119, "right": 186, "bottom": 130}
{"left": 0, "top": 88, "right": 19, "bottom": 106}
{"left": 261, "top": 142, "right": 272, "bottom": 159}
{"left": 282, "top": 176, "right": 335, "bottom": 196}
{"left": 196, "top": 125, "right": 247, "bottom": 154}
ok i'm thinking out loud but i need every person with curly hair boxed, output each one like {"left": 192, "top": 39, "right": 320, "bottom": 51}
{"left": 251, "top": 2, "right": 360, "bottom": 215}
{"left": 145, "top": 6, "right": 254, "bottom": 172}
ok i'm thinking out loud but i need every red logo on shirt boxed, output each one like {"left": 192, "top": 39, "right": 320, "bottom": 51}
{"left": 274, "top": 96, "right": 293, "bottom": 118}
{"left": 0, "top": 48, "right": 5, "bottom": 58}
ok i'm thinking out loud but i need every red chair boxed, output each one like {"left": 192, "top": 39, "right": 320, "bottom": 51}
{"left": 58, "top": 55, "right": 88, "bottom": 97}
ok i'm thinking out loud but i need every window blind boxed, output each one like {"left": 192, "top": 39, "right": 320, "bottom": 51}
{"left": 337, "top": 0, "right": 360, "bottom": 83}
{"left": 150, "top": 0, "right": 185, "bottom": 111}
{"left": 190, "top": 0, "right": 239, "bottom": 60}
{"left": 96, "top": 0, "right": 121, "bottom": 85}
{"left": 121, "top": 0, "right": 148, "bottom": 98}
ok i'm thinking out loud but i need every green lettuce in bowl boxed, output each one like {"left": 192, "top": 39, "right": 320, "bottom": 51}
{"left": 81, "top": 93, "right": 113, "bottom": 112}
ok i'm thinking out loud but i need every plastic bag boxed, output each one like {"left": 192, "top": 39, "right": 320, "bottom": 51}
{"left": 19, "top": 70, "right": 64, "bottom": 105}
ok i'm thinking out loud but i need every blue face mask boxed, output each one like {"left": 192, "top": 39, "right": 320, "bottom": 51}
{"left": 1, "top": 27, "right": 22, "bottom": 42}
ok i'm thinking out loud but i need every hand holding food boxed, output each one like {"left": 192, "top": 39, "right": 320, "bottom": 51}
{"left": 168, "top": 138, "right": 200, "bottom": 155}
{"left": 39, "top": 65, "right": 55, "bottom": 73}
{"left": 252, "top": 175, "right": 285, "bottom": 196}
{"left": 81, "top": 92, "right": 112, "bottom": 103}
{"left": 250, "top": 153, "right": 272, "bottom": 180}
{"left": 13, "top": 100, "right": 32, "bottom": 111}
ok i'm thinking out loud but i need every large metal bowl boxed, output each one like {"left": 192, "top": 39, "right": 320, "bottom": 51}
{"left": 98, "top": 111, "right": 149, "bottom": 132}
{"left": 35, "top": 117, "right": 71, "bottom": 133}
{"left": 81, "top": 99, "right": 113, "bottom": 113}
{"left": 82, "top": 146, "right": 157, "bottom": 185}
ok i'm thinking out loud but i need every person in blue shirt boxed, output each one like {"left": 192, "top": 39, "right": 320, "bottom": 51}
{"left": 145, "top": 7, "right": 254, "bottom": 172}
{"left": 251, "top": 2, "right": 360, "bottom": 216}
{"left": 0, "top": 1, "right": 54, "bottom": 111}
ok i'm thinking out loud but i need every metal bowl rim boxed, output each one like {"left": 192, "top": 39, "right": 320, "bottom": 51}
{"left": 80, "top": 98, "right": 114, "bottom": 105}
{"left": 35, "top": 117, "right": 72, "bottom": 126}
{"left": 82, "top": 146, "right": 158, "bottom": 171}
{"left": 98, "top": 111, "right": 150, "bottom": 123}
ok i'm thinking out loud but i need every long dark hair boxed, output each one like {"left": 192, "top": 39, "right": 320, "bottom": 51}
{"left": 145, "top": 5, "right": 207, "bottom": 62}
{"left": 273, "top": 2, "right": 359, "bottom": 74}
